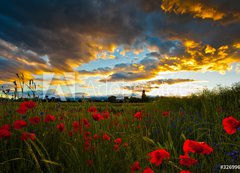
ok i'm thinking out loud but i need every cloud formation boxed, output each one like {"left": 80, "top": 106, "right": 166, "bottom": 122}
{"left": 0, "top": 0, "right": 239, "bottom": 85}
{"left": 160, "top": 0, "right": 240, "bottom": 23}
{"left": 122, "top": 78, "right": 197, "bottom": 92}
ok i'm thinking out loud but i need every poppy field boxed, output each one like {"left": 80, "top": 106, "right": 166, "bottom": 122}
{"left": 0, "top": 85, "right": 240, "bottom": 173}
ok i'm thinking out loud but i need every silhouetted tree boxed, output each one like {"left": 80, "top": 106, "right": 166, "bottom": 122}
{"left": 108, "top": 96, "right": 117, "bottom": 103}
{"left": 124, "top": 96, "right": 129, "bottom": 102}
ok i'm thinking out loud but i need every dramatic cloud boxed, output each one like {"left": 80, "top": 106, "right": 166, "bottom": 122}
{"left": 0, "top": 0, "right": 239, "bottom": 86}
{"left": 160, "top": 0, "right": 240, "bottom": 23}
{"left": 95, "top": 38, "right": 239, "bottom": 82}
{"left": 0, "top": 0, "right": 145, "bottom": 73}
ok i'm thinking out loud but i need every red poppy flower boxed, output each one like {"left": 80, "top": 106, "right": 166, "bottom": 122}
{"left": 84, "top": 140, "right": 91, "bottom": 151}
{"left": 183, "top": 139, "right": 213, "bottom": 155}
{"left": 0, "top": 124, "right": 11, "bottom": 130}
{"left": 17, "top": 101, "right": 36, "bottom": 114}
{"left": 101, "top": 111, "right": 110, "bottom": 119}
{"left": 130, "top": 161, "right": 141, "bottom": 172}
{"left": 29, "top": 116, "right": 41, "bottom": 125}
{"left": 148, "top": 149, "right": 170, "bottom": 166}
{"left": 134, "top": 112, "right": 142, "bottom": 120}
{"left": 17, "top": 106, "right": 28, "bottom": 114}
{"left": 44, "top": 114, "right": 55, "bottom": 122}
{"left": 84, "top": 131, "right": 91, "bottom": 137}
{"left": 162, "top": 111, "right": 170, "bottom": 116}
{"left": 0, "top": 129, "right": 11, "bottom": 139}
{"left": 143, "top": 167, "right": 154, "bottom": 173}
{"left": 13, "top": 120, "right": 27, "bottom": 129}
{"left": 180, "top": 171, "right": 191, "bottom": 173}
{"left": 69, "top": 131, "right": 73, "bottom": 137}
{"left": 103, "top": 133, "right": 110, "bottom": 141}
{"left": 21, "top": 132, "right": 36, "bottom": 141}
{"left": 88, "top": 106, "right": 97, "bottom": 113}
{"left": 222, "top": 116, "right": 240, "bottom": 135}
{"left": 114, "top": 144, "right": 120, "bottom": 152}
{"left": 114, "top": 138, "right": 122, "bottom": 145}
{"left": 92, "top": 113, "right": 104, "bottom": 121}
{"left": 24, "top": 100, "right": 37, "bottom": 109}
{"left": 93, "top": 134, "right": 100, "bottom": 139}
{"left": 179, "top": 154, "right": 198, "bottom": 166}
{"left": 72, "top": 121, "right": 79, "bottom": 132}
{"left": 57, "top": 123, "right": 65, "bottom": 132}
{"left": 83, "top": 118, "right": 90, "bottom": 128}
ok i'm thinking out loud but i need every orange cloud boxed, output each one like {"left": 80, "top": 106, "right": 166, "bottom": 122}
{"left": 161, "top": 0, "right": 225, "bottom": 21}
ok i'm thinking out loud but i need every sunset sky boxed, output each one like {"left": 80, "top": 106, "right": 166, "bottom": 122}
{"left": 0, "top": 0, "right": 239, "bottom": 99}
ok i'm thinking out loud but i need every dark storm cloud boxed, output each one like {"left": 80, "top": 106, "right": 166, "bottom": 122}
{"left": 0, "top": 39, "right": 52, "bottom": 81}
{"left": 0, "top": 0, "right": 148, "bottom": 71}
{"left": 0, "top": 0, "right": 239, "bottom": 83}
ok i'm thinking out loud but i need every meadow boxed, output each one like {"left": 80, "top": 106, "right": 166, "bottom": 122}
{"left": 0, "top": 83, "right": 240, "bottom": 173}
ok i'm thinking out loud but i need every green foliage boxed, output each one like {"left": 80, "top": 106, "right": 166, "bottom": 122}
{"left": 0, "top": 83, "right": 240, "bottom": 173}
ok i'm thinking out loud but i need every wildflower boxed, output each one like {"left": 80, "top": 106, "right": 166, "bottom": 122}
{"left": 92, "top": 113, "right": 104, "bottom": 121}
{"left": 21, "top": 132, "right": 36, "bottom": 141}
{"left": 68, "top": 131, "right": 73, "bottom": 137}
{"left": 57, "top": 123, "right": 64, "bottom": 132}
{"left": 162, "top": 111, "right": 170, "bottom": 116}
{"left": 179, "top": 154, "right": 198, "bottom": 166}
{"left": 226, "top": 150, "right": 240, "bottom": 160}
{"left": 93, "top": 134, "right": 100, "bottom": 139}
{"left": 17, "top": 100, "right": 37, "bottom": 114}
{"left": 84, "top": 131, "right": 91, "bottom": 137}
{"left": 44, "top": 114, "right": 55, "bottom": 122}
{"left": 148, "top": 149, "right": 170, "bottom": 166}
{"left": 114, "top": 138, "right": 122, "bottom": 145}
{"left": 130, "top": 161, "right": 140, "bottom": 172}
{"left": 23, "top": 100, "right": 37, "bottom": 109}
{"left": 183, "top": 139, "right": 213, "bottom": 155}
{"left": 13, "top": 120, "right": 27, "bottom": 129}
{"left": 88, "top": 106, "right": 97, "bottom": 113}
{"left": 222, "top": 116, "right": 240, "bottom": 135}
{"left": 102, "top": 111, "right": 110, "bottom": 119}
{"left": 180, "top": 171, "right": 191, "bottom": 173}
{"left": 142, "top": 167, "right": 154, "bottom": 173}
{"left": 72, "top": 121, "right": 79, "bottom": 132}
{"left": 0, "top": 124, "right": 11, "bottom": 130}
{"left": 16, "top": 106, "right": 27, "bottom": 115}
{"left": 0, "top": 129, "right": 11, "bottom": 139}
{"left": 83, "top": 118, "right": 90, "bottom": 128}
{"left": 29, "top": 116, "right": 41, "bottom": 125}
{"left": 84, "top": 140, "right": 91, "bottom": 151}
{"left": 103, "top": 133, "right": 110, "bottom": 141}
{"left": 134, "top": 112, "right": 142, "bottom": 120}
{"left": 114, "top": 144, "right": 120, "bottom": 152}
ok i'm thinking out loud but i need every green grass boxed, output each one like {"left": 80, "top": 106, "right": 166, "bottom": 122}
{"left": 0, "top": 83, "right": 240, "bottom": 173}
